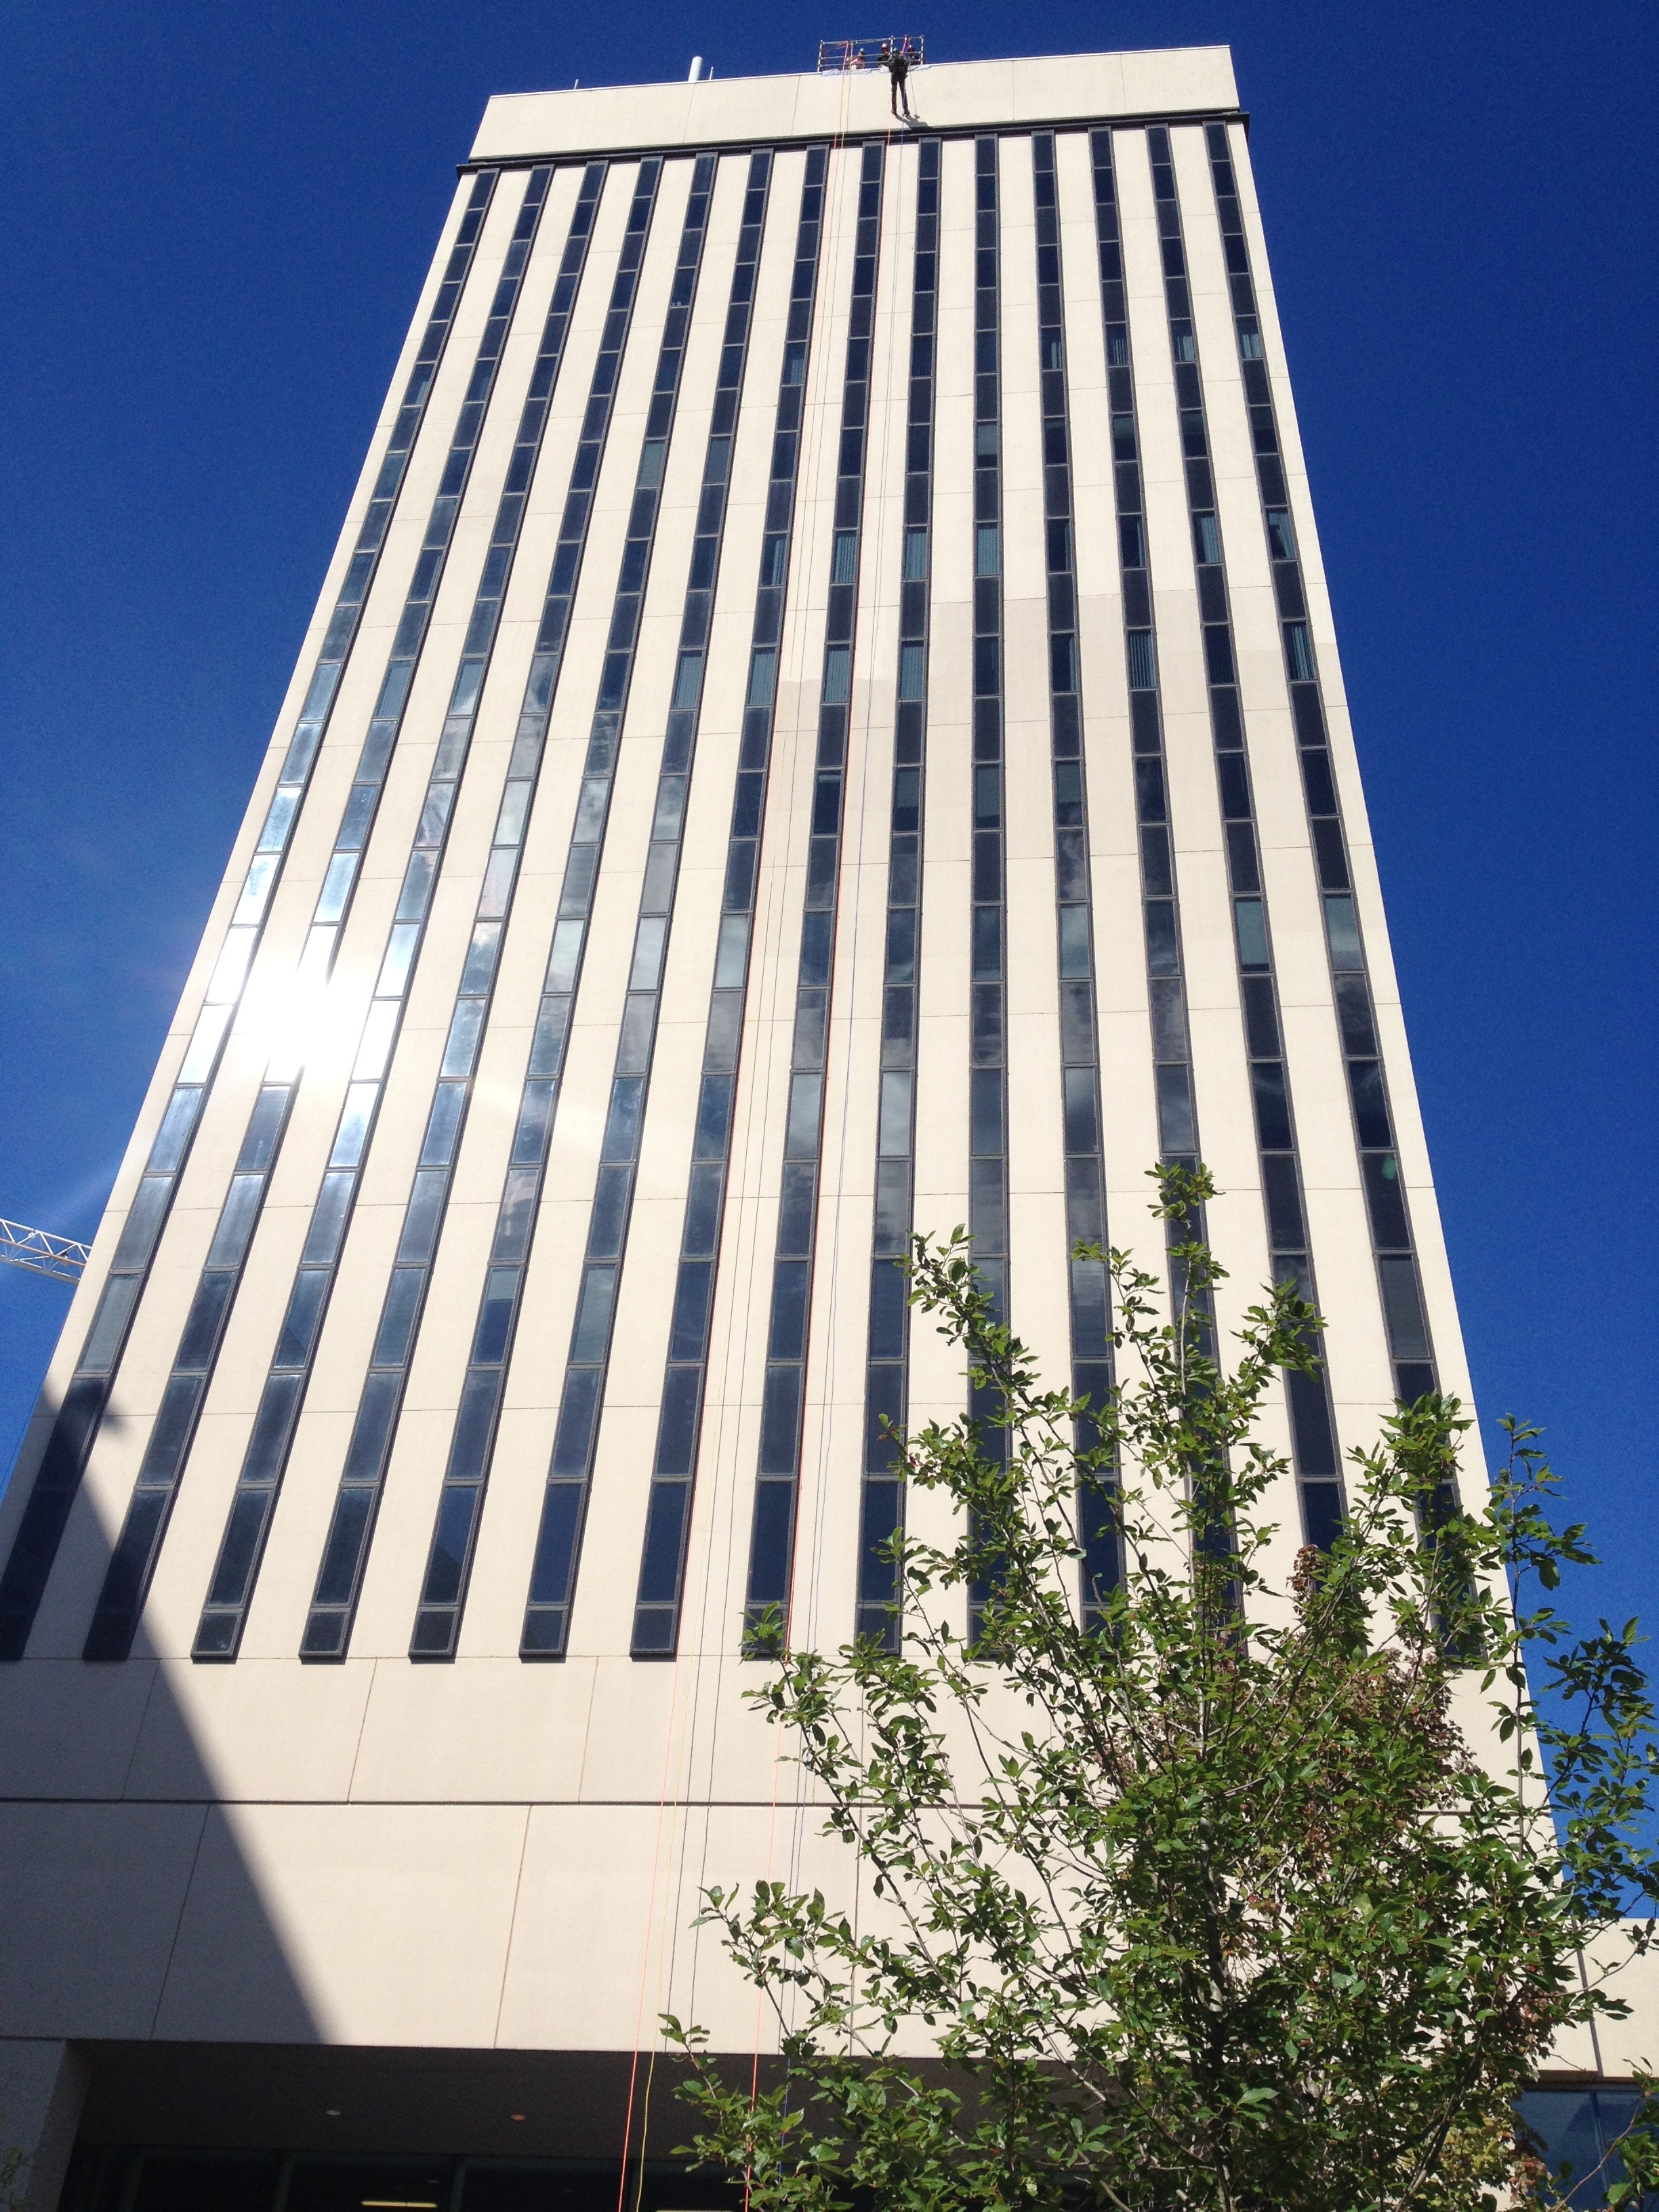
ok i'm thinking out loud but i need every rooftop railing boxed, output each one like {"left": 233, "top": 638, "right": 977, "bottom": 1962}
{"left": 817, "top": 35, "right": 924, "bottom": 72}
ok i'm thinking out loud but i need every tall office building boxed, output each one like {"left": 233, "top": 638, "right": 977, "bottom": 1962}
{"left": 0, "top": 41, "right": 1633, "bottom": 2210}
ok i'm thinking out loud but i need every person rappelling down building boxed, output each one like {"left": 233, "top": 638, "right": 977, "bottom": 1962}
{"left": 880, "top": 39, "right": 914, "bottom": 118}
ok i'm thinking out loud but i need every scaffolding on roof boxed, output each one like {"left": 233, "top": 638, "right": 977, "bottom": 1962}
{"left": 817, "top": 34, "right": 924, "bottom": 73}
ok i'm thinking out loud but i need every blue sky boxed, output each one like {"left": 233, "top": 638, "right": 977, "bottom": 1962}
{"left": 3, "top": 0, "right": 1654, "bottom": 1655}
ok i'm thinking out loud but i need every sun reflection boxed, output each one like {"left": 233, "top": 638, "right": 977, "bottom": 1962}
{"left": 237, "top": 958, "right": 362, "bottom": 1085}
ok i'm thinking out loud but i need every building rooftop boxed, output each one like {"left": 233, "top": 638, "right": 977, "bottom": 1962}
{"left": 468, "top": 45, "right": 1240, "bottom": 164}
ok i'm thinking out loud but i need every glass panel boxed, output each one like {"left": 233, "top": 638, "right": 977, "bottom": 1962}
{"left": 878, "top": 1071, "right": 913, "bottom": 1158}
{"left": 1251, "top": 1063, "right": 1293, "bottom": 1150}
{"left": 550, "top": 1368, "right": 601, "bottom": 1476}
{"left": 1300, "top": 1479, "right": 1343, "bottom": 1551}
{"left": 785, "top": 1073, "right": 821, "bottom": 1158}
{"left": 602, "top": 1077, "right": 644, "bottom": 1161}
{"left": 714, "top": 914, "right": 749, "bottom": 985}
{"left": 636, "top": 1482, "right": 690, "bottom": 1604}
{"left": 239, "top": 1086, "right": 292, "bottom": 1172}
{"left": 1058, "top": 905, "right": 1090, "bottom": 979}
{"left": 1349, "top": 1061, "right": 1392, "bottom": 1148}
{"left": 672, "top": 652, "right": 703, "bottom": 709}
{"left": 471, "top": 1270, "right": 520, "bottom": 1366}
{"left": 571, "top": 1267, "right": 616, "bottom": 1362}
{"left": 1324, "top": 895, "right": 1363, "bottom": 968}
{"left": 241, "top": 1371, "right": 304, "bottom": 1486}
{"left": 682, "top": 1162, "right": 724, "bottom": 1258}
{"left": 629, "top": 915, "right": 668, "bottom": 991}
{"left": 1063, "top": 1067, "right": 1098, "bottom": 1155}
{"left": 354, "top": 999, "right": 399, "bottom": 1080}
{"left": 372, "top": 1266, "right": 426, "bottom": 1369}
{"left": 1144, "top": 901, "right": 1179, "bottom": 975}
{"left": 207, "top": 1490, "right": 273, "bottom": 1609}
{"left": 1361, "top": 1150, "right": 1411, "bottom": 1250}
{"left": 274, "top": 1269, "right": 329, "bottom": 1369}
{"left": 769, "top": 1262, "right": 811, "bottom": 1362}
{"left": 178, "top": 1004, "right": 232, "bottom": 1083}
{"left": 867, "top": 1259, "right": 907, "bottom": 1362}
{"left": 1233, "top": 899, "right": 1269, "bottom": 971}
{"left": 418, "top": 1082, "right": 466, "bottom": 1170}
{"left": 1378, "top": 1257, "right": 1430, "bottom": 1362}
{"left": 655, "top": 1365, "right": 703, "bottom": 1475}
{"left": 747, "top": 1478, "right": 796, "bottom": 1599}
{"left": 859, "top": 1475, "right": 903, "bottom": 1585}
{"left": 397, "top": 1169, "right": 449, "bottom": 1264}
{"left": 758, "top": 1367, "right": 801, "bottom": 1476}
{"left": 313, "top": 1488, "right": 375, "bottom": 1607}
{"left": 174, "top": 1272, "right": 233, "bottom": 1372}
{"left": 422, "top": 1486, "right": 480, "bottom": 1606}
{"left": 1155, "top": 1064, "right": 1195, "bottom": 1154}
{"left": 205, "top": 926, "right": 257, "bottom": 1004}
{"left": 694, "top": 1075, "right": 735, "bottom": 1160}
{"left": 529, "top": 1477, "right": 588, "bottom": 1601}
{"left": 873, "top": 1160, "right": 909, "bottom": 1254}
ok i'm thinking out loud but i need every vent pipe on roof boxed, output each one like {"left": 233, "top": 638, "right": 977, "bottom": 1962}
{"left": 688, "top": 56, "right": 705, "bottom": 81}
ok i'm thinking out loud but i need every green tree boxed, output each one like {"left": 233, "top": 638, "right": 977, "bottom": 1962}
{"left": 666, "top": 1166, "right": 1659, "bottom": 2211}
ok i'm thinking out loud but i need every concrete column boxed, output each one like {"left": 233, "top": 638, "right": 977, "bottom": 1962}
{"left": 0, "top": 2043, "right": 89, "bottom": 2212}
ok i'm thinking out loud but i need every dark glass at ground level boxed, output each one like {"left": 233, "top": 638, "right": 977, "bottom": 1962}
{"left": 63, "top": 2095, "right": 1654, "bottom": 2212}
{"left": 68, "top": 2153, "right": 745, "bottom": 2212}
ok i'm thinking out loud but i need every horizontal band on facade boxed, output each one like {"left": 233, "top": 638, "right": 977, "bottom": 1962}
{"left": 456, "top": 106, "right": 1252, "bottom": 178}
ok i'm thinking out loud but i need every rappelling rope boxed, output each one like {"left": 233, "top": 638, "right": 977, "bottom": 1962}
{"left": 614, "top": 65, "right": 865, "bottom": 2212}
{"left": 792, "top": 98, "right": 907, "bottom": 2084}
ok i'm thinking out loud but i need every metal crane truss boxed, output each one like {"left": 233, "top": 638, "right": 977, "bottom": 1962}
{"left": 0, "top": 1221, "right": 89, "bottom": 1284}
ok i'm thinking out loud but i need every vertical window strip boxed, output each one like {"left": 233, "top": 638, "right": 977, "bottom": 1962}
{"left": 742, "top": 140, "right": 888, "bottom": 1650}
{"left": 151, "top": 165, "right": 609, "bottom": 1665}
{"left": 398, "top": 152, "right": 715, "bottom": 1664}
{"left": 1029, "top": 135, "right": 1118, "bottom": 1624}
{"left": 964, "top": 134, "right": 1008, "bottom": 1652}
{"left": 1145, "top": 126, "right": 1343, "bottom": 1550}
{"left": 621, "top": 150, "right": 832, "bottom": 1663}
{"left": 853, "top": 137, "right": 940, "bottom": 1654}
{"left": 0, "top": 168, "right": 504, "bottom": 1665}
{"left": 1200, "top": 123, "right": 1440, "bottom": 1419}
{"left": 616, "top": 155, "right": 780, "bottom": 1663}
{"left": 1087, "top": 136, "right": 1215, "bottom": 1343}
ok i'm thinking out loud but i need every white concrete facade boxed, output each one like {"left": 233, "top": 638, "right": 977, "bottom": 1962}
{"left": 1, "top": 45, "right": 1647, "bottom": 2205}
